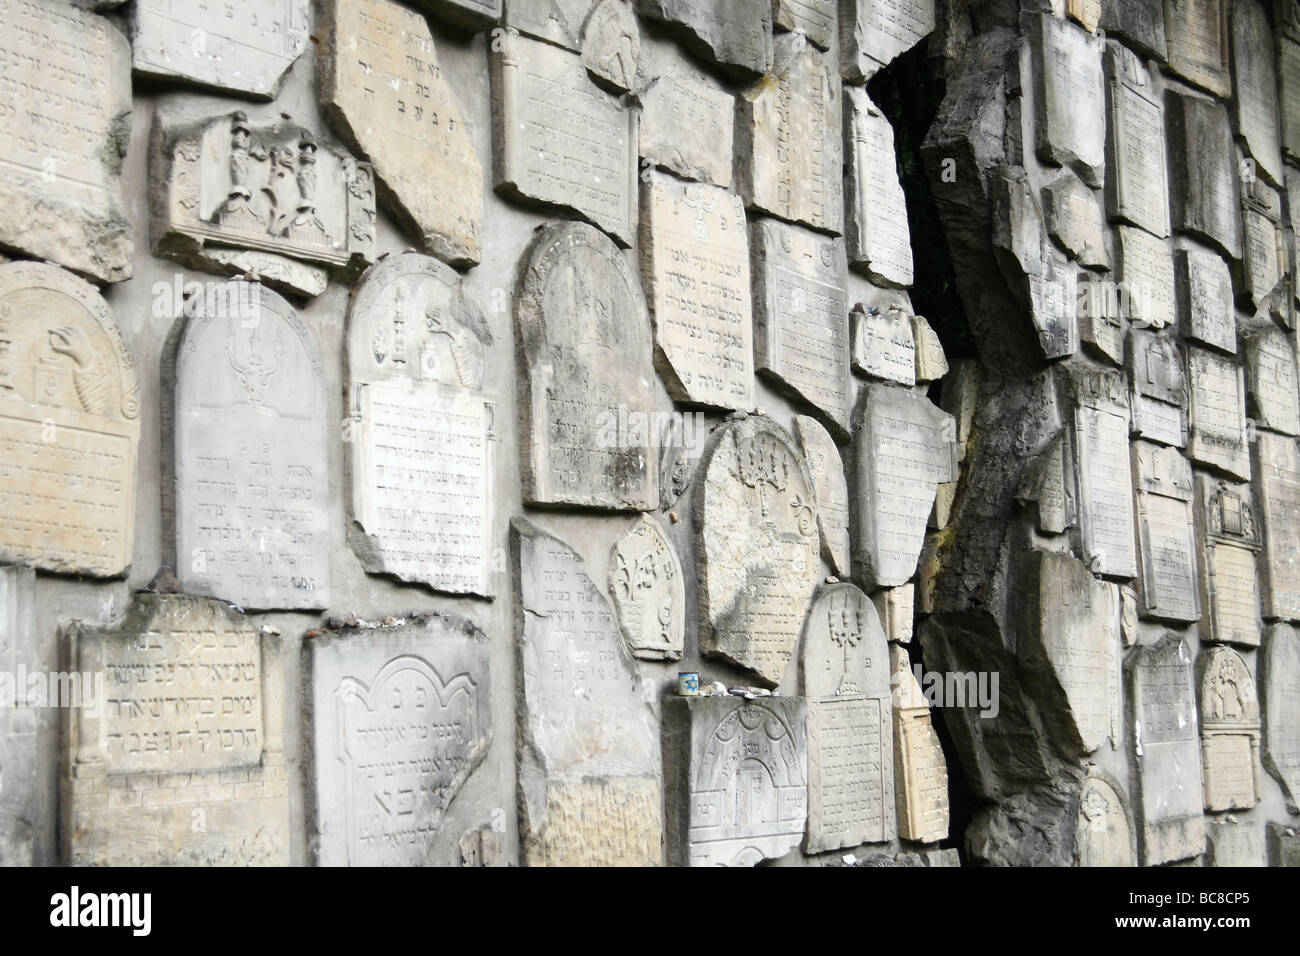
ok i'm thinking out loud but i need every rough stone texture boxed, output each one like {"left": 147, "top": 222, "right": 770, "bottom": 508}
{"left": 1267, "top": 823, "right": 1300, "bottom": 865}
{"left": 1078, "top": 273, "right": 1125, "bottom": 366}
{"left": 1116, "top": 226, "right": 1175, "bottom": 330}
{"left": 63, "top": 594, "right": 289, "bottom": 866}
{"left": 320, "top": 0, "right": 483, "bottom": 268}
{"left": 852, "top": 305, "right": 915, "bottom": 386}
{"left": 837, "top": 0, "right": 934, "bottom": 82}
{"left": 511, "top": 518, "right": 662, "bottom": 866}
{"left": 0, "top": 262, "right": 140, "bottom": 577}
{"left": 793, "top": 415, "right": 851, "bottom": 576}
{"left": 636, "top": 74, "right": 735, "bottom": 188}
{"left": 1103, "top": 43, "right": 1169, "bottom": 238}
{"left": 608, "top": 514, "right": 685, "bottom": 661}
{"left": 1195, "top": 475, "right": 1263, "bottom": 649}
{"left": 634, "top": 0, "right": 773, "bottom": 76}
{"left": 663, "top": 695, "right": 807, "bottom": 866}
{"left": 695, "top": 416, "right": 820, "bottom": 686}
{"left": 1240, "top": 180, "right": 1289, "bottom": 321}
{"left": 911, "top": 316, "right": 948, "bottom": 384}
{"left": 514, "top": 222, "right": 657, "bottom": 510}
{"left": 751, "top": 217, "right": 850, "bottom": 430}
{"left": 503, "top": 0, "right": 594, "bottom": 50}
{"left": 167, "top": 281, "right": 331, "bottom": 610}
{"left": 641, "top": 170, "right": 754, "bottom": 411}
{"left": 1254, "top": 431, "right": 1300, "bottom": 622}
{"left": 1175, "top": 248, "right": 1236, "bottom": 354}
{"left": 344, "top": 253, "right": 496, "bottom": 596}
{"left": 1125, "top": 634, "right": 1206, "bottom": 866}
{"left": 1165, "top": 92, "right": 1242, "bottom": 262}
{"left": 844, "top": 87, "right": 912, "bottom": 287}
{"left": 308, "top": 616, "right": 492, "bottom": 866}
{"left": 490, "top": 31, "right": 637, "bottom": 245}
{"left": 1133, "top": 442, "right": 1200, "bottom": 624}
{"left": 150, "top": 110, "right": 377, "bottom": 296}
{"left": 1244, "top": 326, "right": 1300, "bottom": 437}
{"left": 1163, "top": 0, "right": 1231, "bottom": 97}
{"left": 131, "top": 0, "right": 309, "bottom": 100}
{"left": 1283, "top": 30, "right": 1300, "bottom": 166}
{"left": 0, "top": 2, "right": 133, "bottom": 284}
{"left": 1206, "top": 817, "right": 1266, "bottom": 866}
{"left": 1197, "top": 645, "right": 1261, "bottom": 811}
{"left": 1074, "top": 770, "right": 1135, "bottom": 866}
{"left": 773, "top": 0, "right": 835, "bottom": 49}
{"left": 889, "top": 645, "right": 949, "bottom": 844}
{"left": 853, "top": 382, "right": 957, "bottom": 587}
{"left": 1033, "top": 15, "right": 1105, "bottom": 189}
{"left": 1099, "top": 0, "right": 1167, "bottom": 59}
{"left": 1231, "top": 0, "right": 1283, "bottom": 186}
{"left": 412, "top": 0, "right": 502, "bottom": 30}
{"left": 873, "top": 584, "right": 914, "bottom": 645}
{"left": 1018, "top": 549, "right": 1120, "bottom": 757}
{"left": 1070, "top": 370, "right": 1138, "bottom": 578}
{"left": 582, "top": 0, "right": 641, "bottom": 91}
{"left": 1128, "top": 330, "right": 1187, "bottom": 448}
{"left": 1260, "top": 622, "right": 1300, "bottom": 813}
{"left": 1043, "top": 172, "right": 1109, "bottom": 270}
{"left": 0, "top": 565, "right": 37, "bottom": 865}
{"left": 801, "top": 582, "right": 893, "bottom": 852}
{"left": 736, "top": 33, "right": 842, "bottom": 236}
{"left": 1186, "top": 346, "right": 1250, "bottom": 481}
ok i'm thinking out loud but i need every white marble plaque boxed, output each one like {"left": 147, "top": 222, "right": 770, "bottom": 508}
{"left": 345, "top": 253, "right": 496, "bottom": 596}
{"left": 1128, "top": 330, "right": 1187, "bottom": 448}
{"left": 169, "top": 281, "right": 330, "bottom": 610}
{"left": 1074, "top": 771, "right": 1135, "bottom": 866}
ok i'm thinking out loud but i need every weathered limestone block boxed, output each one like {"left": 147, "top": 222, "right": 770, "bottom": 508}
{"left": 1282, "top": 24, "right": 1300, "bottom": 165}
{"left": 1197, "top": 645, "right": 1261, "bottom": 811}
{"left": 1133, "top": 442, "right": 1200, "bottom": 623}
{"left": 167, "top": 281, "right": 330, "bottom": 610}
{"left": 1206, "top": 817, "right": 1265, "bottom": 866}
{"left": 0, "top": 262, "right": 140, "bottom": 577}
{"left": 1032, "top": 15, "right": 1106, "bottom": 188}
{"left": 774, "top": 0, "right": 835, "bottom": 49}
{"left": 1175, "top": 248, "right": 1235, "bottom": 354}
{"left": 663, "top": 696, "right": 807, "bottom": 866}
{"left": 911, "top": 316, "right": 948, "bottom": 383}
{"left": 634, "top": 0, "right": 773, "bottom": 76}
{"left": 751, "top": 218, "right": 850, "bottom": 429}
{"left": 503, "top": 0, "right": 593, "bottom": 50}
{"left": 1261, "top": 622, "right": 1300, "bottom": 813}
{"left": 131, "top": 0, "right": 309, "bottom": 100}
{"left": 837, "top": 0, "right": 934, "bottom": 82}
{"left": 0, "top": 2, "right": 132, "bottom": 283}
{"left": 1240, "top": 179, "right": 1290, "bottom": 322}
{"left": 1195, "top": 476, "right": 1262, "bottom": 648}
{"left": 515, "top": 222, "right": 657, "bottom": 511}
{"left": 1019, "top": 433, "right": 1075, "bottom": 535}
{"left": 1244, "top": 326, "right": 1300, "bottom": 436}
{"left": 491, "top": 31, "right": 637, "bottom": 245}
{"left": 608, "top": 514, "right": 685, "bottom": 661}
{"left": 1165, "top": 92, "right": 1242, "bottom": 261}
{"left": 1125, "top": 634, "right": 1206, "bottom": 865}
{"left": 581, "top": 0, "right": 641, "bottom": 91}
{"left": 308, "top": 616, "right": 492, "bottom": 866}
{"left": 736, "top": 33, "right": 842, "bottom": 235}
{"left": 512, "top": 518, "right": 663, "bottom": 866}
{"left": 1230, "top": 0, "right": 1283, "bottom": 186}
{"left": 321, "top": 0, "right": 483, "bottom": 267}
{"left": 1069, "top": 370, "right": 1137, "bottom": 578}
{"left": 852, "top": 304, "right": 915, "bottom": 386}
{"left": 1186, "top": 346, "right": 1250, "bottom": 481}
{"left": 1267, "top": 823, "right": 1300, "bottom": 865}
{"left": 1018, "top": 550, "right": 1120, "bottom": 757}
{"left": 637, "top": 74, "right": 735, "bottom": 188}
{"left": 873, "top": 584, "right": 914, "bottom": 645}
{"left": 1163, "top": 0, "right": 1231, "bottom": 97}
{"left": 801, "top": 583, "right": 894, "bottom": 853}
{"left": 1116, "top": 226, "right": 1175, "bottom": 330}
{"left": 1074, "top": 771, "right": 1135, "bottom": 866}
{"left": 844, "top": 87, "right": 912, "bottom": 287}
{"left": 852, "top": 382, "right": 957, "bottom": 587}
{"left": 793, "top": 415, "right": 851, "bottom": 577}
{"left": 63, "top": 595, "right": 289, "bottom": 866}
{"left": 640, "top": 170, "right": 754, "bottom": 411}
{"left": 1103, "top": 42, "right": 1169, "bottom": 238}
{"left": 1127, "top": 330, "right": 1187, "bottom": 448}
{"left": 1078, "top": 272, "right": 1125, "bottom": 366}
{"left": 1044, "top": 173, "right": 1109, "bottom": 269}
{"left": 1253, "top": 431, "right": 1300, "bottom": 622}
{"left": 150, "top": 110, "right": 377, "bottom": 296}
{"left": 695, "top": 416, "right": 820, "bottom": 686}
{"left": 0, "top": 565, "right": 38, "bottom": 865}
{"left": 889, "top": 645, "right": 949, "bottom": 844}
{"left": 344, "top": 253, "right": 496, "bottom": 596}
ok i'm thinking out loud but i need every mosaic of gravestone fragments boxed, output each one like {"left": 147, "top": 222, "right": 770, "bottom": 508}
{"left": 0, "top": 0, "right": 1298, "bottom": 869}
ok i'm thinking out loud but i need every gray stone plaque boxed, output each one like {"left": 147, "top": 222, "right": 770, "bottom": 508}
{"left": 609, "top": 514, "right": 685, "bottom": 662}
{"left": 1261, "top": 622, "right": 1300, "bottom": 813}
{"left": 1196, "top": 476, "right": 1263, "bottom": 648}
{"left": 837, "top": 0, "right": 935, "bottom": 82}
{"left": 637, "top": 74, "right": 735, "bottom": 188}
{"left": 1230, "top": 0, "right": 1283, "bottom": 186}
{"left": 1071, "top": 371, "right": 1138, "bottom": 578}
{"left": 1166, "top": 92, "right": 1242, "bottom": 261}
{"left": 890, "top": 645, "right": 949, "bottom": 843}
{"left": 634, "top": 0, "right": 773, "bottom": 76}
{"left": 794, "top": 415, "right": 851, "bottom": 576}
{"left": 1197, "top": 645, "right": 1261, "bottom": 811}
{"left": 0, "top": 565, "right": 37, "bottom": 865}
{"left": 1253, "top": 431, "right": 1300, "bottom": 621}
{"left": 1186, "top": 346, "right": 1249, "bottom": 480}
{"left": 1074, "top": 771, "right": 1136, "bottom": 866}
{"left": 844, "top": 86, "right": 912, "bottom": 287}
{"left": 1244, "top": 326, "right": 1300, "bottom": 436}
{"left": 1175, "top": 248, "right": 1235, "bottom": 354}
{"left": 1133, "top": 441, "right": 1200, "bottom": 623}
{"left": 1163, "top": 0, "right": 1231, "bottom": 96}
{"left": 1033, "top": 15, "right": 1106, "bottom": 188}
{"left": 1104, "top": 42, "right": 1169, "bottom": 237}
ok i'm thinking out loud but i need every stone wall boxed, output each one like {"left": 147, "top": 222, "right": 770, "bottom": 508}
{"left": 0, "top": 0, "right": 1295, "bottom": 867}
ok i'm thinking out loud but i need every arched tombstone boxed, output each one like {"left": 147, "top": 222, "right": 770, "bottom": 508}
{"left": 1198, "top": 645, "right": 1262, "bottom": 811}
